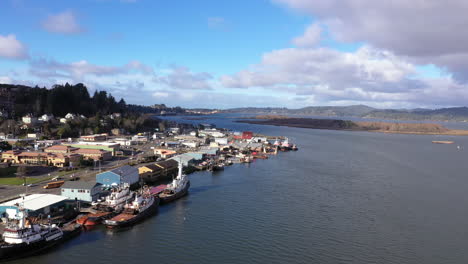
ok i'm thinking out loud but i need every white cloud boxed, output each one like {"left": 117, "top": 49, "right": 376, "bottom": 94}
{"left": 29, "top": 58, "right": 154, "bottom": 80}
{"left": 0, "top": 76, "right": 13, "bottom": 84}
{"left": 292, "top": 23, "right": 322, "bottom": 48}
{"left": 218, "top": 43, "right": 468, "bottom": 107}
{"left": 221, "top": 46, "right": 416, "bottom": 91}
{"left": 274, "top": 0, "right": 468, "bottom": 83}
{"left": 0, "top": 34, "right": 28, "bottom": 59}
{"left": 42, "top": 10, "right": 84, "bottom": 34}
{"left": 154, "top": 66, "right": 213, "bottom": 90}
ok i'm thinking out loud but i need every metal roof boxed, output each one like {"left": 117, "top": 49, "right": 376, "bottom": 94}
{"left": 109, "top": 165, "right": 137, "bottom": 175}
{"left": 0, "top": 194, "right": 69, "bottom": 211}
{"left": 62, "top": 181, "right": 101, "bottom": 190}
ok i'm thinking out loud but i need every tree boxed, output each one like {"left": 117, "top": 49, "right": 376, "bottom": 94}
{"left": 16, "top": 166, "right": 28, "bottom": 178}
{"left": 0, "top": 141, "right": 12, "bottom": 151}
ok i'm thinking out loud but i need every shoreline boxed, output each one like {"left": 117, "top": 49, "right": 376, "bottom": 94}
{"left": 237, "top": 118, "right": 468, "bottom": 136}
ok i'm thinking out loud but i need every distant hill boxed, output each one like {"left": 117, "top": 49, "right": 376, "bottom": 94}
{"left": 223, "top": 105, "right": 468, "bottom": 122}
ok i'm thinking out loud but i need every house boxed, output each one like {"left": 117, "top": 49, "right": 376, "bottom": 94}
{"left": 109, "top": 113, "right": 121, "bottom": 120}
{"left": 65, "top": 113, "right": 76, "bottom": 120}
{"left": 39, "top": 114, "right": 54, "bottom": 122}
{"left": 22, "top": 115, "right": 37, "bottom": 124}
{"left": 61, "top": 181, "right": 103, "bottom": 202}
{"left": 80, "top": 133, "right": 107, "bottom": 142}
{"left": 96, "top": 165, "right": 139, "bottom": 187}
{"left": 26, "top": 133, "right": 42, "bottom": 139}
{"left": 153, "top": 148, "right": 177, "bottom": 158}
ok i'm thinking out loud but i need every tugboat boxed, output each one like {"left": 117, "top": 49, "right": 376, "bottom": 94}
{"left": 0, "top": 201, "right": 64, "bottom": 261}
{"left": 280, "top": 137, "right": 292, "bottom": 151}
{"left": 92, "top": 183, "right": 133, "bottom": 213}
{"left": 159, "top": 161, "right": 190, "bottom": 204}
{"left": 104, "top": 188, "right": 159, "bottom": 228}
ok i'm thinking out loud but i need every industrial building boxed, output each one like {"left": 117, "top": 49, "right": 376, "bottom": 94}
{"left": 96, "top": 165, "right": 139, "bottom": 187}
{"left": 61, "top": 181, "right": 103, "bottom": 202}
{"left": 0, "top": 194, "right": 70, "bottom": 219}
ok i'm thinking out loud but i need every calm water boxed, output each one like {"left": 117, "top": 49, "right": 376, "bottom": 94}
{"left": 10, "top": 114, "right": 468, "bottom": 264}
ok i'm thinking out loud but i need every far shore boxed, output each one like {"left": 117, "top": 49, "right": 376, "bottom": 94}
{"left": 237, "top": 116, "right": 468, "bottom": 136}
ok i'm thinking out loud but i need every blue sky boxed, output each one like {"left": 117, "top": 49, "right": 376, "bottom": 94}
{"left": 0, "top": 0, "right": 466, "bottom": 109}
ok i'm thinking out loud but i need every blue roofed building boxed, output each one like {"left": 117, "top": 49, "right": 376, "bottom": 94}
{"left": 96, "top": 165, "right": 139, "bottom": 187}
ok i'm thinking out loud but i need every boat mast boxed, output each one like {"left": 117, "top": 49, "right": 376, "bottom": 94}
{"left": 177, "top": 157, "right": 183, "bottom": 180}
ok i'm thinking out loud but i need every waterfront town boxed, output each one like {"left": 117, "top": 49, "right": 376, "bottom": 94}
{"left": 0, "top": 114, "right": 297, "bottom": 260}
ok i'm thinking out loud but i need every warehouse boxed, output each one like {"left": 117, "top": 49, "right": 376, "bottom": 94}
{"left": 61, "top": 181, "right": 103, "bottom": 202}
{"left": 96, "top": 165, "right": 139, "bottom": 187}
{"left": 0, "top": 194, "right": 70, "bottom": 219}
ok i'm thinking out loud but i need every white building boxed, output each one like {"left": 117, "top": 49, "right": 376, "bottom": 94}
{"left": 39, "top": 114, "right": 54, "bottom": 122}
{"left": 22, "top": 115, "right": 37, "bottom": 124}
{"left": 199, "top": 129, "right": 225, "bottom": 138}
{"left": 65, "top": 113, "right": 76, "bottom": 120}
{"left": 215, "top": 137, "right": 229, "bottom": 145}
{"left": 182, "top": 141, "right": 199, "bottom": 148}
{"left": 132, "top": 135, "right": 148, "bottom": 143}
{"left": 112, "top": 138, "right": 136, "bottom": 146}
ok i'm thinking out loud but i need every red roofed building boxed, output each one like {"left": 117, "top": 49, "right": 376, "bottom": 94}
{"left": 72, "top": 148, "right": 112, "bottom": 161}
{"left": 242, "top": 131, "right": 253, "bottom": 140}
{"left": 44, "top": 145, "right": 78, "bottom": 154}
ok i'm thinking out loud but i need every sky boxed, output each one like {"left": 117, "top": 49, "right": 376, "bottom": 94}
{"left": 1, "top": 0, "right": 468, "bottom": 109}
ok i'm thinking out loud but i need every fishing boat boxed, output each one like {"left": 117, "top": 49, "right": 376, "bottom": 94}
{"left": 76, "top": 211, "right": 114, "bottom": 226}
{"left": 0, "top": 200, "right": 65, "bottom": 261}
{"left": 212, "top": 163, "right": 224, "bottom": 171}
{"left": 159, "top": 161, "right": 190, "bottom": 204}
{"left": 280, "top": 137, "right": 292, "bottom": 151}
{"left": 92, "top": 183, "right": 133, "bottom": 212}
{"left": 104, "top": 189, "right": 159, "bottom": 228}
{"left": 273, "top": 138, "right": 281, "bottom": 146}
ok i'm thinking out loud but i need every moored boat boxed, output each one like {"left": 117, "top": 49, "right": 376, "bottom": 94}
{"left": 0, "top": 202, "right": 65, "bottom": 261}
{"left": 159, "top": 161, "right": 190, "bottom": 204}
{"left": 92, "top": 183, "right": 133, "bottom": 213}
{"left": 279, "top": 137, "right": 292, "bottom": 151}
{"left": 76, "top": 211, "right": 114, "bottom": 226}
{"left": 104, "top": 188, "right": 159, "bottom": 228}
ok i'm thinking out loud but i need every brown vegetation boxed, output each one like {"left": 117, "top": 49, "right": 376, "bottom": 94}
{"left": 238, "top": 117, "right": 468, "bottom": 136}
